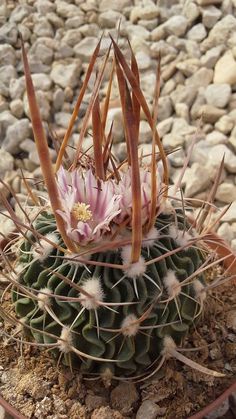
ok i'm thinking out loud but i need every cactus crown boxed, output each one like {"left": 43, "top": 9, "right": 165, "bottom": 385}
{"left": 0, "top": 37, "right": 228, "bottom": 381}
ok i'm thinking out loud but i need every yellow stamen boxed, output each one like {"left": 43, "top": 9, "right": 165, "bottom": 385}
{"left": 72, "top": 203, "right": 92, "bottom": 222}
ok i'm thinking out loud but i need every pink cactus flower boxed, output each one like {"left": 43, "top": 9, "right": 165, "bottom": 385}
{"left": 114, "top": 167, "right": 160, "bottom": 226}
{"left": 56, "top": 167, "right": 121, "bottom": 245}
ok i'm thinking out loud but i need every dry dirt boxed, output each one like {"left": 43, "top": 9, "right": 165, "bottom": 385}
{"left": 0, "top": 280, "right": 235, "bottom": 419}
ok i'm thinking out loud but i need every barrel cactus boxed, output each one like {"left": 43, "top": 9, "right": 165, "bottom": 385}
{"left": 2, "top": 37, "right": 225, "bottom": 381}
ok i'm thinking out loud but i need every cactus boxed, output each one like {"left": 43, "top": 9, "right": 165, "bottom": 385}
{"left": 1, "top": 37, "right": 227, "bottom": 381}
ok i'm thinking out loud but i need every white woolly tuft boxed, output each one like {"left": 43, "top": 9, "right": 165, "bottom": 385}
{"left": 32, "top": 232, "right": 59, "bottom": 261}
{"left": 121, "top": 245, "right": 146, "bottom": 278}
{"left": 37, "top": 287, "right": 52, "bottom": 311}
{"left": 121, "top": 314, "right": 139, "bottom": 337}
{"left": 11, "top": 264, "right": 25, "bottom": 282}
{"left": 161, "top": 335, "right": 176, "bottom": 358}
{"left": 159, "top": 198, "right": 173, "bottom": 215}
{"left": 79, "top": 277, "right": 104, "bottom": 310}
{"left": 163, "top": 270, "right": 181, "bottom": 298}
{"left": 169, "top": 225, "right": 192, "bottom": 247}
{"left": 57, "top": 326, "right": 73, "bottom": 353}
{"left": 142, "top": 227, "right": 159, "bottom": 249}
{"left": 193, "top": 279, "right": 207, "bottom": 303}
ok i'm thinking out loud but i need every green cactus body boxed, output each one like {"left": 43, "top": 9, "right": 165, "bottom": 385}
{"left": 13, "top": 209, "right": 206, "bottom": 377}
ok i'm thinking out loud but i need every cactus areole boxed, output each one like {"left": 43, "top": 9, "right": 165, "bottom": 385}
{"left": 9, "top": 38, "right": 224, "bottom": 381}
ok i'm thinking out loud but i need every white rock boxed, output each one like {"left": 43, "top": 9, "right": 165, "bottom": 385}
{"left": 198, "top": 104, "right": 226, "bottom": 123}
{"left": 9, "top": 99, "right": 24, "bottom": 118}
{"left": 186, "top": 68, "right": 213, "bottom": 88}
{"left": 53, "top": 89, "right": 64, "bottom": 111}
{"left": 0, "top": 111, "right": 17, "bottom": 138}
{"left": 201, "top": 5, "right": 222, "bottom": 29}
{"left": 206, "top": 130, "right": 227, "bottom": 145}
{"left": 221, "top": 202, "right": 236, "bottom": 222}
{"left": 208, "top": 144, "right": 236, "bottom": 173}
{"left": 162, "top": 133, "right": 185, "bottom": 148}
{"left": 0, "top": 44, "right": 15, "bottom": 66}
{"left": 0, "top": 149, "right": 14, "bottom": 177}
{"left": 50, "top": 61, "right": 81, "bottom": 88}
{"left": 31, "top": 74, "right": 52, "bottom": 91}
{"left": 136, "top": 50, "right": 152, "bottom": 70}
{"left": 201, "top": 15, "right": 236, "bottom": 51}
{"left": 65, "top": 16, "right": 85, "bottom": 29}
{"left": 168, "top": 148, "right": 185, "bottom": 167}
{"left": 56, "top": 1, "right": 80, "bottom": 18}
{"left": 34, "top": 18, "right": 54, "bottom": 38}
{"left": 172, "top": 118, "right": 196, "bottom": 136}
{"left": 217, "top": 223, "right": 234, "bottom": 243}
{"left": 204, "top": 84, "right": 231, "bottom": 108}
{"left": 61, "top": 29, "right": 82, "bottom": 47}
{"left": 175, "top": 103, "right": 189, "bottom": 120}
{"left": 74, "top": 37, "right": 98, "bottom": 61}
{"left": 200, "top": 45, "right": 224, "bottom": 69}
{"left": 183, "top": 2, "right": 200, "bottom": 23}
{"left": 214, "top": 51, "right": 236, "bottom": 85}
{"left": 55, "top": 112, "right": 72, "bottom": 129}
{"left": 2, "top": 119, "right": 30, "bottom": 154}
{"left": 216, "top": 183, "right": 236, "bottom": 203}
{"left": 164, "top": 15, "right": 188, "bottom": 37}
{"left": 98, "top": 10, "right": 123, "bottom": 28}
{"left": 176, "top": 58, "right": 200, "bottom": 77}
{"left": 157, "top": 117, "right": 173, "bottom": 138}
{"left": 9, "top": 4, "right": 33, "bottom": 23}
{"left": 123, "top": 23, "right": 150, "bottom": 41}
{"left": 9, "top": 77, "right": 25, "bottom": 99}
{"left": 215, "top": 115, "right": 234, "bottom": 134}
{"left": 151, "top": 25, "right": 166, "bottom": 41}
{"left": 139, "top": 120, "right": 152, "bottom": 143}
{"left": 130, "top": 4, "right": 159, "bottom": 23}
{"left": 171, "top": 85, "right": 197, "bottom": 106}
{"left": 184, "top": 163, "right": 211, "bottom": 197}
{"left": 0, "top": 64, "right": 17, "bottom": 90}
{"left": 30, "top": 42, "right": 54, "bottom": 65}
{"left": 158, "top": 96, "right": 173, "bottom": 121}
{"left": 0, "top": 22, "right": 18, "bottom": 45}
{"left": 187, "top": 23, "right": 207, "bottom": 42}
{"left": 37, "top": 0, "right": 56, "bottom": 14}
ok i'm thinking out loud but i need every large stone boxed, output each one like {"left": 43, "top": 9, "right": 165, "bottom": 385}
{"left": 201, "top": 15, "right": 236, "bottom": 51}
{"left": 185, "top": 68, "right": 213, "bottom": 88}
{"left": 158, "top": 96, "right": 173, "bottom": 121}
{"left": 31, "top": 74, "right": 52, "bottom": 91}
{"left": 164, "top": 15, "right": 188, "bottom": 37}
{"left": 74, "top": 37, "right": 98, "bottom": 61}
{"left": 201, "top": 5, "right": 222, "bottom": 29}
{"left": 56, "top": 1, "right": 80, "bottom": 18}
{"left": 199, "top": 104, "right": 226, "bottom": 123}
{"left": 216, "top": 183, "right": 236, "bottom": 203}
{"left": 36, "top": 0, "right": 56, "bottom": 14}
{"left": 0, "top": 22, "right": 18, "bottom": 45}
{"left": 98, "top": 10, "right": 123, "bottom": 28}
{"left": 0, "top": 111, "right": 17, "bottom": 140}
{"left": 183, "top": 2, "right": 200, "bottom": 23}
{"left": 171, "top": 85, "right": 198, "bottom": 107}
{"left": 204, "top": 84, "right": 231, "bottom": 108}
{"left": 185, "top": 163, "right": 211, "bottom": 197}
{"left": 9, "top": 4, "right": 33, "bottom": 23}
{"left": 200, "top": 45, "right": 224, "bottom": 69}
{"left": 206, "top": 130, "right": 227, "bottom": 145}
{"left": 50, "top": 61, "right": 81, "bottom": 88}
{"left": 215, "top": 115, "right": 234, "bottom": 134}
{"left": 187, "top": 23, "right": 207, "bottom": 42}
{"left": 214, "top": 51, "right": 236, "bottom": 85}
{"left": 0, "top": 44, "right": 15, "bottom": 66}
{"left": 2, "top": 119, "right": 31, "bottom": 154}
{"left": 0, "top": 149, "right": 14, "bottom": 178}
{"left": 130, "top": 4, "right": 159, "bottom": 23}
{"left": 34, "top": 18, "right": 54, "bottom": 37}
{"left": 221, "top": 201, "right": 236, "bottom": 223}
{"left": 208, "top": 144, "right": 236, "bottom": 173}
